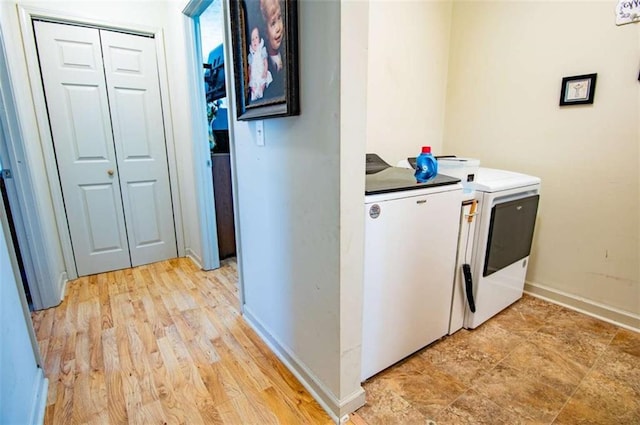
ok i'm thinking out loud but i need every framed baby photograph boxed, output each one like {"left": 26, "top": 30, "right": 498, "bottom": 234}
{"left": 229, "top": 0, "right": 300, "bottom": 121}
{"left": 559, "top": 73, "right": 597, "bottom": 106}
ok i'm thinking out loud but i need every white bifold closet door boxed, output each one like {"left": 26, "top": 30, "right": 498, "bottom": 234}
{"left": 34, "top": 21, "right": 177, "bottom": 276}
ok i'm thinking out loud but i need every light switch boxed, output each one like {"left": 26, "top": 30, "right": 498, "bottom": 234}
{"left": 256, "top": 120, "right": 264, "bottom": 146}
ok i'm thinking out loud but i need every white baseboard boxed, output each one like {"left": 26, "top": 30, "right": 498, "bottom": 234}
{"left": 243, "top": 307, "right": 365, "bottom": 424}
{"left": 58, "top": 271, "right": 68, "bottom": 306}
{"left": 524, "top": 281, "right": 640, "bottom": 332}
{"left": 185, "top": 248, "right": 203, "bottom": 270}
{"left": 30, "top": 369, "right": 48, "bottom": 425}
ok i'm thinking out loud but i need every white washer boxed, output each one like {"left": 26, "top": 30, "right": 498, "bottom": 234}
{"left": 463, "top": 168, "right": 541, "bottom": 329}
{"left": 362, "top": 155, "right": 463, "bottom": 381}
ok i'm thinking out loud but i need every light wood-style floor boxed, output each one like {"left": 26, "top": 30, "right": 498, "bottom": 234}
{"left": 31, "top": 258, "right": 365, "bottom": 424}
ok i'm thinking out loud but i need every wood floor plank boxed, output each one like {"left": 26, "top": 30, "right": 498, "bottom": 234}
{"left": 229, "top": 394, "right": 268, "bottom": 425}
{"left": 34, "top": 307, "right": 55, "bottom": 342}
{"left": 71, "top": 372, "right": 92, "bottom": 423}
{"left": 52, "top": 359, "right": 75, "bottom": 425}
{"left": 114, "top": 325, "right": 134, "bottom": 373}
{"left": 102, "top": 328, "right": 128, "bottom": 424}
{"left": 104, "top": 371, "right": 127, "bottom": 424}
{"left": 136, "top": 399, "right": 167, "bottom": 425}
{"left": 223, "top": 307, "right": 320, "bottom": 406}
{"left": 121, "top": 371, "right": 144, "bottom": 424}
{"left": 216, "top": 397, "right": 248, "bottom": 424}
{"left": 148, "top": 349, "right": 185, "bottom": 424}
{"left": 157, "top": 336, "right": 207, "bottom": 425}
{"left": 43, "top": 404, "right": 55, "bottom": 425}
{"left": 85, "top": 410, "right": 110, "bottom": 425}
{"left": 349, "top": 412, "right": 369, "bottom": 425}
{"left": 33, "top": 257, "right": 338, "bottom": 424}
{"left": 86, "top": 300, "right": 104, "bottom": 371}
{"left": 88, "top": 370, "right": 107, "bottom": 419}
{"left": 199, "top": 360, "right": 240, "bottom": 405}
{"left": 97, "top": 274, "right": 113, "bottom": 331}
{"left": 74, "top": 330, "right": 90, "bottom": 374}
{"left": 261, "top": 385, "right": 306, "bottom": 424}
{"left": 210, "top": 325, "right": 272, "bottom": 392}
{"left": 125, "top": 324, "right": 159, "bottom": 405}
{"left": 44, "top": 348, "right": 61, "bottom": 406}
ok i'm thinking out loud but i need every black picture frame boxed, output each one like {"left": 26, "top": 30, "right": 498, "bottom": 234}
{"left": 559, "top": 73, "right": 597, "bottom": 106}
{"left": 229, "top": 0, "right": 300, "bottom": 121}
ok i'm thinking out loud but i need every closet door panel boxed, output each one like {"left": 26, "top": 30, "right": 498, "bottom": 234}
{"left": 100, "top": 30, "right": 177, "bottom": 267}
{"left": 34, "top": 21, "right": 131, "bottom": 276}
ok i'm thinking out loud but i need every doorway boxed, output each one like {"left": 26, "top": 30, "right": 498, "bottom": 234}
{"left": 33, "top": 20, "right": 178, "bottom": 277}
{"left": 0, "top": 140, "right": 31, "bottom": 308}
{"left": 200, "top": 2, "right": 236, "bottom": 260}
{"left": 185, "top": 0, "right": 237, "bottom": 263}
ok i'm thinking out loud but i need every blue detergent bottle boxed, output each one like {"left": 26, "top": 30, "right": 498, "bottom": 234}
{"left": 414, "top": 146, "right": 438, "bottom": 183}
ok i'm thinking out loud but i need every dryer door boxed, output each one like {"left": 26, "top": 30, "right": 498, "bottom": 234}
{"left": 483, "top": 195, "right": 539, "bottom": 277}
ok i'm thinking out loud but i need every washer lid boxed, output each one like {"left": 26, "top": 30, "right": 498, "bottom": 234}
{"left": 472, "top": 167, "right": 541, "bottom": 192}
{"left": 365, "top": 153, "right": 460, "bottom": 195}
{"left": 366, "top": 166, "right": 461, "bottom": 195}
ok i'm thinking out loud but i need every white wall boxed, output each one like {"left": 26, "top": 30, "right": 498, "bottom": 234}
{"left": 164, "top": 0, "right": 209, "bottom": 268}
{"left": 340, "top": 0, "right": 368, "bottom": 410}
{"left": 444, "top": 2, "right": 639, "bottom": 322}
{"left": 232, "top": 0, "right": 363, "bottom": 418}
{"left": 0, "top": 200, "right": 47, "bottom": 424}
{"left": 366, "top": 0, "right": 453, "bottom": 164}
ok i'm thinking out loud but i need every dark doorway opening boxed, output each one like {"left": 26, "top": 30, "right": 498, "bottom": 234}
{"left": 0, "top": 175, "right": 32, "bottom": 309}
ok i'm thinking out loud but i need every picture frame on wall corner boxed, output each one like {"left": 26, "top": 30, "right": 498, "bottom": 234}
{"left": 229, "top": 0, "right": 300, "bottom": 121}
{"left": 559, "top": 73, "right": 597, "bottom": 106}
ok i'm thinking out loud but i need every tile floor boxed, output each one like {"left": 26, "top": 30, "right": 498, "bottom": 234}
{"left": 355, "top": 295, "right": 640, "bottom": 424}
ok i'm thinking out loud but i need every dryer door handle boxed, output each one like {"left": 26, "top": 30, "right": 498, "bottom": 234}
{"left": 462, "top": 263, "right": 476, "bottom": 313}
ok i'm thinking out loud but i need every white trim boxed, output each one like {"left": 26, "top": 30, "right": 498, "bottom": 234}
{"left": 221, "top": 0, "right": 245, "bottom": 307}
{"left": 0, "top": 24, "right": 62, "bottom": 310}
{"left": 183, "top": 0, "right": 212, "bottom": 17}
{"left": 338, "top": 389, "right": 368, "bottom": 421}
{"left": 57, "top": 271, "right": 68, "bottom": 302}
{"left": 29, "top": 370, "right": 48, "bottom": 425}
{"left": 244, "top": 307, "right": 366, "bottom": 424}
{"left": 185, "top": 247, "right": 203, "bottom": 270}
{"left": 0, "top": 186, "right": 43, "bottom": 369}
{"left": 0, "top": 83, "right": 42, "bottom": 304}
{"left": 154, "top": 29, "right": 186, "bottom": 258}
{"left": 182, "top": 1, "right": 220, "bottom": 271}
{"left": 19, "top": 5, "right": 160, "bottom": 36}
{"left": 59, "top": 274, "right": 69, "bottom": 304}
{"left": 17, "top": 6, "right": 186, "bottom": 276}
{"left": 525, "top": 281, "right": 640, "bottom": 332}
{"left": 18, "top": 6, "right": 77, "bottom": 278}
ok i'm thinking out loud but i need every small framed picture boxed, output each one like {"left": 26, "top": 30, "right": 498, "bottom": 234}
{"left": 559, "top": 73, "right": 597, "bottom": 106}
{"left": 229, "top": 0, "right": 300, "bottom": 121}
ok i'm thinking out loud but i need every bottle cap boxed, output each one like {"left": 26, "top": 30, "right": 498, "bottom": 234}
{"left": 421, "top": 146, "right": 431, "bottom": 154}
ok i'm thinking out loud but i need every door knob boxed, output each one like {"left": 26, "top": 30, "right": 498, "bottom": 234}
{"left": 107, "top": 169, "right": 114, "bottom": 177}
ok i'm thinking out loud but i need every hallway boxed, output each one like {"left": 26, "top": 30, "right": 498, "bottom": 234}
{"left": 31, "top": 258, "right": 339, "bottom": 424}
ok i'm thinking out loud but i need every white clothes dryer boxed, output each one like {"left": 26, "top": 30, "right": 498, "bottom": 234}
{"left": 463, "top": 168, "right": 541, "bottom": 329}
